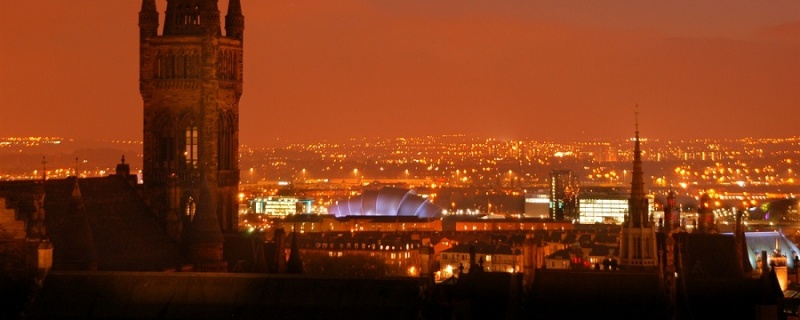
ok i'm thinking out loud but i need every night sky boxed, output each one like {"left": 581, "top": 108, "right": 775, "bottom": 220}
{"left": 1, "top": 1, "right": 798, "bottom": 147}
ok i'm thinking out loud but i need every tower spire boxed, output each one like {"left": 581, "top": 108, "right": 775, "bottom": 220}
{"left": 619, "top": 106, "right": 658, "bottom": 269}
{"left": 138, "top": 0, "right": 159, "bottom": 40}
{"left": 225, "top": 0, "right": 245, "bottom": 40}
{"left": 630, "top": 105, "right": 647, "bottom": 227}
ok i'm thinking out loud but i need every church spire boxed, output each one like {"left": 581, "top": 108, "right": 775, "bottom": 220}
{"left": 287, "top": 231, "right": 304, "bottom": 274}
{"left": 629, "top": 106, "right": 648, "bottom": 227}
{"left": 619, "top": 106, "right": 658, "bottom": 269}
{"left": 225, "top": 0, "right": 244, "bottom": 40}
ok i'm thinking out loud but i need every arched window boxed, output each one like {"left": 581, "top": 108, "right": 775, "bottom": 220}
{"left": 185, "top": 125, "right": 198, "bottom": 168}
{"left": 186, "top": 196, "right": 196, "bottom": 221}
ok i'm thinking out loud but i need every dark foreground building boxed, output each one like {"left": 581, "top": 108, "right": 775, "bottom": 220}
{"left": 0, "top": 174, "right": 182, "bottom": 272}
{"left": 30, "top": 272, "right": 422, "bottom": 320}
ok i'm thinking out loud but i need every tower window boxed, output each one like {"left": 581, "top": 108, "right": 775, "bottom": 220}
{"left": 185, "top": 126, "right": 198, "bottom": 168}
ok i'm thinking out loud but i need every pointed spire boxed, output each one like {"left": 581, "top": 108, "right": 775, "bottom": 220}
{"left": 141, "top": 0, "right": 157, "bottom": 12}
{"left": 225, "top": 0, "right": 244, "bottom": 40}
{"left": 287, "top": 231, "right": 303, "bottom": 274}
{"left": 619, "top": 106, "right": 658, "bottom": 269}
{"left": 69, "top": 176, "right": 85, "bottom": 213}
{"left": 139, "top": 0, "right": 159, "bottom": 39}
{"left": 228, "top": 0, "right": 242, "bottom": 15}
{"left": 181, "top": 175, "right": 230, "bottom": 272}
{"left": 629, "top": 105, "right": 647, "bottom": 227}
{"left": 71, "top": 178, "right": 82, "bottom": 200}
{"left": 30, "top": 177, "right": 48, "bottom": 240}
{"left": 185, "top": 175, "right": 224, "bottom": 246}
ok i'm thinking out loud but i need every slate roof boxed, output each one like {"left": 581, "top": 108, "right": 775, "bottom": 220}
{"left": 545, "top": 248, "right": 573, "bottom": 260}
{"left": 588, "top": 245, "right": 617, "bottom": 257}
{"left": 593, "top": 232, "right": 619, "bottom": 245}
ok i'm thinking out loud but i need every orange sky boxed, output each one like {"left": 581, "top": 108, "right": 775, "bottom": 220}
{"left": 1, "top": 1, "right": 798, "bottom": 146}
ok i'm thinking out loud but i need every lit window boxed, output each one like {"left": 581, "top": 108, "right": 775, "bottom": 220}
{"left": 185, "top": 126, "right": 198, "bottom": 168}
{"left": 185, "top": 197, "right": 196, "bottom": 221}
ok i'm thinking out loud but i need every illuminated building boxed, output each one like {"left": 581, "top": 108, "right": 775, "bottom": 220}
{"left": 276, "top": 214, "right": 441, "bottom": 233}
{"left": 443, "top": 217, "right": 573, "bottom": 232}
{"left": 291, "top": 232, "right": 422, "bottom": 277}
{"left": 577, "top": 187, "right": 656, "bottom": 225}
{"left": 438, "top": 242, "right": 523, "bottom": 275}
{"left": 248, "top": 196, "right": 312, "bottom": 217}
{"left": 549, "top": 170, "right": 578, "bottom": 221}
{"left": 577, "top": 188, "right": 629, "bottom": 224}
{"left": 327, "top": 187, "right": 442, "bottom": 218}
{"left": 524, "top": 189, "right": 550, "bottom": 218}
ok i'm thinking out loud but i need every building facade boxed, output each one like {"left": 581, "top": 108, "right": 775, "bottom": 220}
{"left": 139, "top": 0, "right": 244, "bottom": 240}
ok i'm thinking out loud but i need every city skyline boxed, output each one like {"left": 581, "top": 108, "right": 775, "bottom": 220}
{"left": 1, "top": 1, "right": 798, "bottom": 147}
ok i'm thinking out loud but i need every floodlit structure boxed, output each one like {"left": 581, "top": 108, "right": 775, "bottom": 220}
{"left": 327, "top": 187, "right": 442, "bottom": 218}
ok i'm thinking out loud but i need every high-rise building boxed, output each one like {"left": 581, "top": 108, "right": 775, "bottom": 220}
{"left": 619, "top": 114, "right": 658, "bottom": 269}
{"left": 138, "top": 0, "right": 244, "bottom": 242}
{"left": 549, "top": 170, "right": 578, "bottom": 221}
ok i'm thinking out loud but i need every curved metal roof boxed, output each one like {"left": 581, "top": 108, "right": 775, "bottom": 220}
{"left": 328, "top": 187, "right": 442, "bottom": 218}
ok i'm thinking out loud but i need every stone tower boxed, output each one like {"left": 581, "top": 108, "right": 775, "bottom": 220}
{"left": 620, "top": 110, "right": 658, "bottom": 269}
{"left": 139, "top": 0, "right": 244, "bottom": 241}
